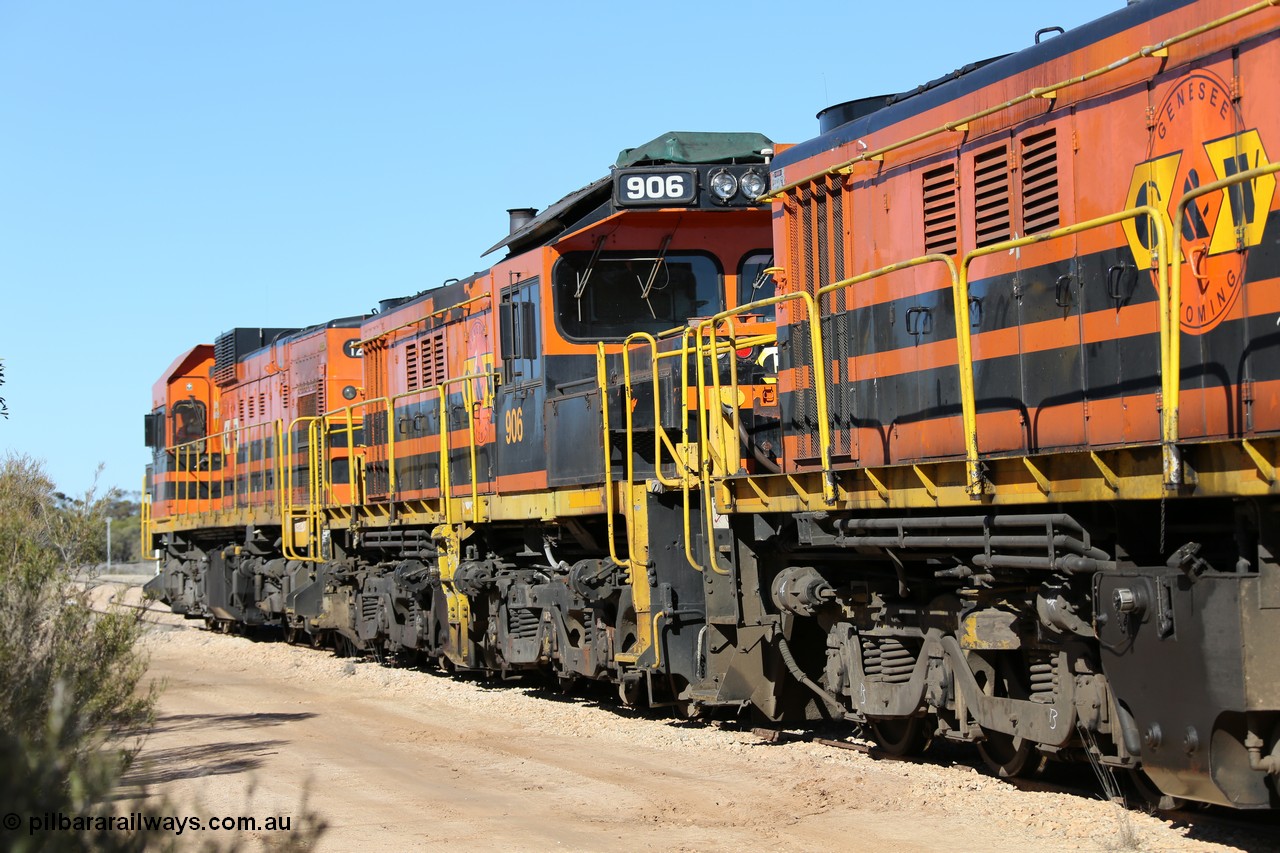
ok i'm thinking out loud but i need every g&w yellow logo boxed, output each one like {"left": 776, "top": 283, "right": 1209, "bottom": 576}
{"left": 1121, "top": 71, "right": 1275, "bottom": 334}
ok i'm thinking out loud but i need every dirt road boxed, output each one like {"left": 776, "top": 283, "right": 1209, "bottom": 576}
{"left": 98, "top": 579, "right": 1267, "bottom": 851}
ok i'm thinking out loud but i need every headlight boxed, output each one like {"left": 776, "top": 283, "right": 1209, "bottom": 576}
{"left": 740, "top": 169, "right": 768, "bottom": 200}
{"left": 709, "top": 169, "right": 739, "bottom": 201}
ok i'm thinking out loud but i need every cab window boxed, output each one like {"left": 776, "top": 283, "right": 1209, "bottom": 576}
{"left": 171, "top": 399, "right": 207, "bottom": 444}
{"left": 553, "top": 251, "right": 721, "bottom": 341}
{"left": 737, "top": 251, "right": 777, "bottom": 320}
{"left": 500, "top": 277, "right": 541, "bottom": 385}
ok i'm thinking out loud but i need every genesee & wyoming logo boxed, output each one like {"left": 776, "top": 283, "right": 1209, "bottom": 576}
{"left": 1121, "top": 70, "right": 1275, "bottom": 335}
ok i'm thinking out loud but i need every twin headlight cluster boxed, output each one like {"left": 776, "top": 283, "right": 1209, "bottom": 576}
{"left": 709, "top": 167, "right": 770, "bottom": 202}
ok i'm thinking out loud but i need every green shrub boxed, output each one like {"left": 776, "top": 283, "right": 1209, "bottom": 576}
{"left": 0, "top": 455, "right": 155, "bottom": 852}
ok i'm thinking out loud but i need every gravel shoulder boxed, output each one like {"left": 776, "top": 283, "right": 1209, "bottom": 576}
{"left": 92, "top": 581, "right": 1271, "bottom": 852}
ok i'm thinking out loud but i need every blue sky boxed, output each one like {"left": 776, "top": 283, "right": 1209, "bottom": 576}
{"left": 0, "top": 0, "right": 1123, "bottom": 496}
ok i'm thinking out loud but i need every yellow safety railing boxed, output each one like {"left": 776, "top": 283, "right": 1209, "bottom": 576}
{"left": 309, "top": 417, "right": 326, "bottom": 556}
{"left": 762, "top": 0, "right": 1280, "bottom": 202}
{"left": 678, "top": 327, "right": 708, "bottom": 572}
{"left": 433, "top": 371, "right": 494, "bottom": 525}
{"left": 695, "top": 316, "right": 776, "bottom": 478}
{"left": 692, "top": 327, "right": 741, "bottom": 576}
{"left": 282, "top": 416, "right": 322, "bottom": 561}
{"left": 596, "top": 342, "right": 632, "bottom": 569}
{"left": 620, "top": 329, "right": 737, "bottom": 572}
{"left": 217, "top": 419, "right": 285, "bottom": 514}
{"left": 696, "top": 291, "right": 834, "bottom": 502}
{"left": 310, "top": 408, "right": 365, "bottom": 509}
{"left": 140, "top": 473, "right": 152, "bottom": 555}
{"left": 273, "top": 370, "right": 494, "bottom": 549}
{"left": 165, "top": 433, "right": 220, "bottom": 518}
{"left": 959, "top": 206, "right": 1169, "bottom": 488}
{"left": 813, "top": 255, "right": 972, "bottom": 492}
{"left": 155, "top": 419, "right": 302, "bottom": 524}
{"left": 1170, "top": 160, "right": 1280, "bottom": 486}
{"left": 621, "top": 331, "right": 687, "bottom": 490}
{"left": 612, "top": 325, "right": 734, "bottom": 573}
{"left": 693, "top": 318, "right": 778, "bottom": 575}
{"left": 326, "top": 397, "right": 385, "bottom": 508}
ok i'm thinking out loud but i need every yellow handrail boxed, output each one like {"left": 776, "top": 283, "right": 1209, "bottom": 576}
{"left": 692, "top": 325, "right": 740, "bottom": 576}
{"left": 318, "top": 400, "right": 375, "bottom": 509}
{"left": 621, "top": 332, "right": 684, "bottom": 489}
{"left": 678, "top": 328, "right": 707, "bottom": 573}
{"left": 308, "top": 417, "right": 325, "bottom": 558}
{"left": 762, "top": 0, "right": 1280, "bottom": 201}
{"left": 431, "top": 371, "right": 494, "bottom": 525}
{"left": 357, "top": 292, "right": 493, "bottom": 348}
{"left": 815, "top": 254, "right": 976, "bottom": 495}
{"left": 140, "top": 473, "right": 152, "bottom": 557}
{"left": 282, "top": 415, "right": 321, "bottom": 562}
{"left": 1170, "top": 160, "right": 1280, "bottom": 485}
{"left": 596, "top": 342, "right": 632, "bottom": 569}
{"left": 695, "top": 290, "right": 835, "bottom": 503}
{"left": 960, "top": 206, "right": 1169, "bottom": 488}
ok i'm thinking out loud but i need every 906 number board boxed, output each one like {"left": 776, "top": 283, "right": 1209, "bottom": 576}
{"left": 613, "top": 168, "right": 698, "bottom": 206}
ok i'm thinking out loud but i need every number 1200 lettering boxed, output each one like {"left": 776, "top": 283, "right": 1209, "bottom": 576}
{"left": 625, "top": 175, "right": 686, "bottom": 200}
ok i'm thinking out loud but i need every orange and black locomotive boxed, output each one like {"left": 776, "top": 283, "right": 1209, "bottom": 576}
{"left": 146, "top": 0, "right": 1280, "bottom": 811}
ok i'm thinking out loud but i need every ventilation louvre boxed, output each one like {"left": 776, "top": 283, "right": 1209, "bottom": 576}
{"left": 1020, "top": 130, "right": 1060, "bottom": 235}
{"left": 973, "top": 145, "right": 1012, "bottom": 248}
{"left": 213, "top": 332, "right": 238, "bottom": 386}
{"left": 405, "top": 341, "right": 420, "bottom": 391}
{"left": 365, "top": 342, "right": 386, "bottom": 401}
{"left": 922, "top": 164, "right": 958, "bottom": 255}
{"left": 423, "top": 330, "right": 448, "bottom": 388}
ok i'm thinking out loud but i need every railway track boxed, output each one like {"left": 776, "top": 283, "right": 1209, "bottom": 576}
{"left": 747, "top": 726, "right": 1280, "bottom": 847}
{"left": 86, "top": 574, "right": 1280, "bottom": 847}
{"left": 77, "top": 578, "right": 198, "bottom": 630}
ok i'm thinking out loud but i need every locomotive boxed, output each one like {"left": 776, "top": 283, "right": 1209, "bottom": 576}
{"left": 146, "top": 0, "right": 1280, "bottom": 810}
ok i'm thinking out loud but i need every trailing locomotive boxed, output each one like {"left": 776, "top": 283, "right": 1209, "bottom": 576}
{"left": 145, "top": 130, "right": 781, "bottom": 709}
{"left": 146, "top": 0, "right": 1280, "bottom": 812}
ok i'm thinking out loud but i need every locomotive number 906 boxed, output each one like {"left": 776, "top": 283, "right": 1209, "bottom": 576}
{"left": 614, "top": 168, "right": 698, "bottom": 206}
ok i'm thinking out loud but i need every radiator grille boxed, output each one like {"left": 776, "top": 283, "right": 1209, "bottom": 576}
{"left": 213, "top": 331, "right": 237, "bottom": 386}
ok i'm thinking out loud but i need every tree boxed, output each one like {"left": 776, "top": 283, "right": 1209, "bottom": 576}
{"left": 0, "top": 454, "right": 155, "bottom": 852}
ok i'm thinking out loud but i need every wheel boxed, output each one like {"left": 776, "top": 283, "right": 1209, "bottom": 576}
{"left": 869, "top": 717, "right": 931, "bottom": 757}
{"left": 284, "top": 627, "right": 298, "bottom": 645}
{"left": 977, "top": 730, "right": 1045, "bottom": 778}
{"left": 966, "top": 650, "right": 1046, "bottom": 778}
{"left": 1127, "top": 768, "right": 1187, "bottom": 812}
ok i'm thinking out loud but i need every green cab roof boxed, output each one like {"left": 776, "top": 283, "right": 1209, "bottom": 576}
{"left": 615, "top": 131, "right": 773, "bottom": 167}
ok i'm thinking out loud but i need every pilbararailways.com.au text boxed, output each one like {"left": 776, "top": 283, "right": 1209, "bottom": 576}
{"left": 8, "top": 811, "right": 297, "bottom": 836}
